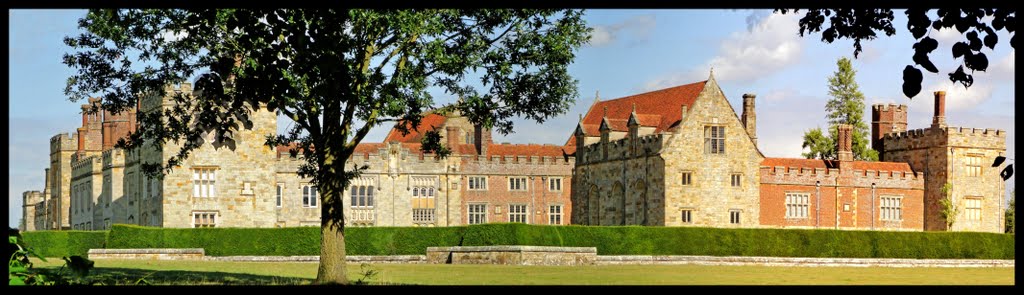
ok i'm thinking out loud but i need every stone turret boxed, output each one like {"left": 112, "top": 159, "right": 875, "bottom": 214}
{"left": 871, "top": 103, "right": 908, "bottom": 161}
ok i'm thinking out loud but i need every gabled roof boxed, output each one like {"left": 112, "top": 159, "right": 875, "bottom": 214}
{"left": 566, "top": 80, "right": 706, "bottom": 146}
{"left": 383, "top": 113, "right": 448, "bottom": 143}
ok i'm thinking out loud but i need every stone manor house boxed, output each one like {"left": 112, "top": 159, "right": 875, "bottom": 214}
{"left": 21, "top": 72, "right": 1007, "bottom": 233}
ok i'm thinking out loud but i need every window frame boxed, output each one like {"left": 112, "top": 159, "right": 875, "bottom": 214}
{"left": 191, "top": 167, "right": 217, "bottom": 198}
{"left": 785, "top": 192, "right": 811, "bottom": 219}
{"left": 192, "top": 211, "right": 218, "bottom": 228}
{"left": 731, "top": 173, "right": 742, "bottom": 187}
{"left": 302, "top": 184, "right": 319, "bottom": 208}
{"left": 468, "top": 203, "right": 488, "bottom": 225}
{"left": 468, "top": 176, "right": 488, "bottom": 191}
{"left": 276, "top": 184, "right": 283, "bottom": 207}
{"left": 681, "top": 171, "right": 692, "bottom": 186}
{"left": 548, "top": 177, "right": 563, "bottom": 192}
{"left": 965, "top": 196, "right": 983, "bottom": 221}
{"left": 704, "top": 125, "right": 726, "bottom": 154}
{"left": 509, "top": 204, "right": 529, "bottom": 223}
{"left": 680, "top": 209, "right": 693, "bottom": 224}
{"left": 880, "top": 195, "right": 903, "bottom": 221}
{"left": 548, "top": 204, "right": 563, "bottom": 225}
{"left": 508, "top": 177, "right": 528, "bottom": 191}
{"left": 965, "top": 154, "right": 983, "bottom": 177}
{"left": 729, "top": 209, "right": 741, "bottom": 224}
{"left": 350, "top": 185, "right": 376, "bottom": 208}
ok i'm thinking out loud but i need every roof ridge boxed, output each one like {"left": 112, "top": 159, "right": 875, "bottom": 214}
{"left": 598, "top": 80, "right": 707, "bottom": 103}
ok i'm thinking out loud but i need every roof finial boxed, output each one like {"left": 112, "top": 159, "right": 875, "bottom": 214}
{"left": 603, "top": 106, "right": 608, "bottom": 117}
{"left": 632, "top": 103, "right": 636, "bottom": 113}
{"left": 579, "top": 113, "right": 583, "bottom": 122}
{"left": 596, "top": 90, "right": 600, "bottom": 101}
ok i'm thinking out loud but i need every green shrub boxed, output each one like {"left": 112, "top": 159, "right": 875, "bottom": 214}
{"left": 21, "top": 230, "right": 108, "bottom": 258}
{"left": 75, "top": 223, "right": 1018, "bottom": 259}
{"left": 106, "top": 224, "right": 465, "bottom": 256}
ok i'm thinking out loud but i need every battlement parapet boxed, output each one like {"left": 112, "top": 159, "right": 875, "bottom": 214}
{"left": 102, "top": 148, "right": 126, "bottom": 167}
{"left": 71, "top": 155, "right": 102, "bottom": 177}
{"left": 580, "top": 133, "right": 664, "bottom": 164}
{"left": 871, "top": 103, "right": 908, "bottom": 113}
{"left": 945, "top": 126, "right": 1006, "bottom": 138}
{"left": 50, "top": 133, "right": 78, "bottom": 152}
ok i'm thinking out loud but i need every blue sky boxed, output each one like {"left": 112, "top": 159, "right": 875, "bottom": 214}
{"left": 8, "top": 9, "right": 1015, "bottom": 227}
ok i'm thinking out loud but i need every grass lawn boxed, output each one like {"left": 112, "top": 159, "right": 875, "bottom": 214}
{"left": 30, "top": 258, "right": 1014, "bottom": 285}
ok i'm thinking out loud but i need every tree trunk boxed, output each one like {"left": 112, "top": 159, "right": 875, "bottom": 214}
{"left": 315, "top": 183, "right": 347, "bottom": 284}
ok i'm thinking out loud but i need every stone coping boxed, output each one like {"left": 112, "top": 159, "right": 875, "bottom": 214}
{"left": 208, "top": 255, "right": 425, "bottom": 263}
{"left": 88, "top": 248, "right": 204, "bottom": 255}
{"left": 597, "top": 255, "right": 1015, "bottom": 268}
{"left": 426, "top": 246, "right": 598, "bottom": 253}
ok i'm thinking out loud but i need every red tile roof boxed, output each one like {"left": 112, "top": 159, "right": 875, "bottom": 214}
{"left": 762, "top": 157, "right": 914, "bottom": 172}
{"left": 850, "top": 161, "right": 913, "bottom": 172}
{"left": 762, "top": 158, "right": 837, "bottom": 170}
{"left": 603, "top": 119, "right": 630, "bottom": 131}
{"left": 486, "top": 143, "right": 569, "bottom": 158}
{"left": 383, "top": 113, "right": 448, "bottom": 143}
{"left": 634, "top": 114, "right": 663, "bottom": 127}
{"left": 353, "top": 143, "right": 386, "bottom": 155}
{"left": 566, "top": 80, "right": 706, "bottom": 146}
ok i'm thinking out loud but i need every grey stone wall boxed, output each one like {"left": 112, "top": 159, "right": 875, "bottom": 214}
{"left": 882, "top": 126, "right": 1007, "bottom": 233}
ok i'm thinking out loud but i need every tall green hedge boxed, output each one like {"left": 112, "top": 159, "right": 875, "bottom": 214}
{"left": 31, "top": 223, "right": 1014, "bottom": 259}
{"left": 105, "top": 224, "right": 466, "bottom": 256}
{"left": 21, "top": 230, "right": 108, "bottom": 257}
{"left": 457, "top": 224, "right": 1015, "bottom": 259}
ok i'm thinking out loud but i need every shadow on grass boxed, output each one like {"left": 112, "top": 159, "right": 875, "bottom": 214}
{"left": 83, "top": 267, "right": 313, "bottom": 285}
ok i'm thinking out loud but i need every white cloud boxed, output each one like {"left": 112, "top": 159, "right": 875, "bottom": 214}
{"left": 587, "top": 14, "right": 656, "bottom": 47}
{"left": 989, "top": 49, "right": 1014, "bottom": 80}
{"left": 642, "top": 12, "right": 802, "bottom": 91}
{"left": 906, "top": 50, "right": 1011, "bottom": 113}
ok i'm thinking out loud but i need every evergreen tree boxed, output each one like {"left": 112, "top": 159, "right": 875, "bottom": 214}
{"left": 802, "top": 57, "right": 879, "bottom": 161}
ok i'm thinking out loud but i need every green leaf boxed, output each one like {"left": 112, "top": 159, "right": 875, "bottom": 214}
{"left": 9, "top": 276, "right": 26, "bottom": 286}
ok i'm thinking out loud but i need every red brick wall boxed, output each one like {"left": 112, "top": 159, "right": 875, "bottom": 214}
{"left": 460, "top": 157, "right": 573, "bottom": 225}
{"left": 759, "top": 166, "right": 924, "bottom": 230}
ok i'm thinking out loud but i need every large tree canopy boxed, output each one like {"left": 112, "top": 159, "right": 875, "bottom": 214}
{"left": 776, "top": 9, "right": 1016, "bottom": 99}
{"left": 63, "top": 9, "right": 590, "bottom": 284}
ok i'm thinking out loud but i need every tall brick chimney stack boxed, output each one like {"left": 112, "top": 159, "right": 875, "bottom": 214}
{"left": 741, "top": 93, "right": 757, "bottom": 147}
{"left": 932, "top": 91, "right": 946, "bottom": 128}
{"left": 445, "top": 126, "right": 460, "bottom": 155}
{"left": 474, "top": 124, "right": 491, "bottom": 156}
{"left": 78, "top": 104, "right": 91, "bottom": 152}
{"left": 837, "top": 124, "right": 853, "bottom": 162}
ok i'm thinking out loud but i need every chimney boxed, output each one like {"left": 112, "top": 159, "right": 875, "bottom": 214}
{"left": 445, "top": 126, "right": 460, "bottom": 155}
{"left": 742, "top": 93, "right": 757, "bottom": 147}
{"left": 932, "top": 91, "right": 946, "bottom": 128}
{"left": 474, "top": 124, "right": 491, "bottom": 156}
{"left": 837, "top": 124, "right": 853, "bottom": 162}
{"left": 677, "top": 105, "right": 688, "bottom": 133}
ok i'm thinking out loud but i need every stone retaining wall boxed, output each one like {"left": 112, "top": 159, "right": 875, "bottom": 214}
{"left": 85, "top": 248, "right": 1013, "bottom": 268}
{"left": 87, "top": 248, "right": 205, "bottom": 260}
{"left": 207, "top": 255, "right": 426, "bottom": 263}
{"left": 426, "top": 246, "right": 598, "bottom": 266}
{"left": 596, "top": 255, "right": 1015, "bottom": 268}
